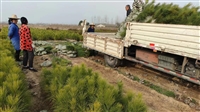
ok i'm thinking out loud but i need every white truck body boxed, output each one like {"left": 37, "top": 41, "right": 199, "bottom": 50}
{"left": 124, "top": 22, "right": 200, "bottom": 60}
{"left": 83, "top": 22, "right": 200, "bottom": 60}
{"left": 82, "top": 21, "right": 200, "bottom": 85}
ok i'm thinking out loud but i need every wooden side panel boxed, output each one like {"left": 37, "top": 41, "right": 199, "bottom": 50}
{"left": 136, "top": 49, "right": 158, "bottom": 64}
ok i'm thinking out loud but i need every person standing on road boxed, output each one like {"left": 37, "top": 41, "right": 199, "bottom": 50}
{"left": 19, "top": 17, "right": 37, "bottom": 72}
{"left": 8, "top": 14, "right": 21, "bottom": 61}
{"left": 125, "top": 5, "right": 132, "bottom": 17}
{"left": 87, "top": 23, "right": 95, "bottom": 32}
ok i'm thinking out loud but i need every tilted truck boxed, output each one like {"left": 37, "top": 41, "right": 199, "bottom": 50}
{"left": 82, "top": 20, "right": 200, "bottom": 85}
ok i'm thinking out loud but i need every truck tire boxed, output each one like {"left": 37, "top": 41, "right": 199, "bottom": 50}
{"left": 104, "top": 54, "right": 121, "bottom": 67}
{"left": 89, "top": 50, "right": 98, "bottom": 56}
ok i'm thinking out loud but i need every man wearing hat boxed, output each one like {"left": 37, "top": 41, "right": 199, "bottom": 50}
{"left": 8, "top": 14, "right": 21, "bottom": 61}
{"left": 87, "top": 23, "right": 95, "bottom": 32}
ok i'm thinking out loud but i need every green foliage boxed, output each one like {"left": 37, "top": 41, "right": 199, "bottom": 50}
{"left": 0, "top": 28, "right": 9, "bottom": 39}
{"left": 44, "top": 46, "right": 53, "bottom": 53}
{"left": 95, "top": 29, "right": 117, "bottom": 33}
{"left": 136, "top": 0, "right": 200, "bottom": 25}
{"left": 149, "top": 84, "right": 175, "bottom": 97}
{"left": 0, "top": 39, "right": 31, "bottom": 112}
{"left": 65, "top": 42, "right": 90, "bottom": 57}
{"left": 30, "top": 28, "right": 83, "bottom": 41}
{"left": 120, "top": 27, "right": 127, "bottom": 37}
{"left": 74, "top": 44, "right": 90, "bottom": 57}
{"left": 41, "top": 63, "right": 147, "bottom": 112}
{"left": 52, "top": 57, "right": 72, "bottom": 66}
{"left": 0, "top": 27, "right": 83, "bottom": 41}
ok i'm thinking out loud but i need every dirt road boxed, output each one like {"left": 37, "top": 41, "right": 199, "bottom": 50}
{"left": 25, "top": 55, "right": 197, "bottom": 112}
{"left": 63, "top": 56, "right": 196, "bottom": 112}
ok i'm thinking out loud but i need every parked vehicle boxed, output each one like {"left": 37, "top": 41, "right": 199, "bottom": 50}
{"left": 82, "top": 20, "right": 200, "bottom": 85}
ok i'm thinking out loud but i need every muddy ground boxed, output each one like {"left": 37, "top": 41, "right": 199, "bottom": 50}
{"left": 24, "top": 54, "right": 200, "bottom": 112}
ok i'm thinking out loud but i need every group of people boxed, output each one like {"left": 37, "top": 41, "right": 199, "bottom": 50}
{"left": 86, "top": 4, "right": 132, "bottom": 33}
{"left": 8, "top": 14, "right": 37, "bottom": 72}
{"left": 7, "top": 14, "right": 95, "bottom": 73}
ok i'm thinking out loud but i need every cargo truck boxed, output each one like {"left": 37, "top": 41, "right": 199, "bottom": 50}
{"left": 82, "top": 20, "right": 200, "bottom": 85}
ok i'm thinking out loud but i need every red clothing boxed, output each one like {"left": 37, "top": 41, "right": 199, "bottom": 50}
{"left": 19, "top": 24, "right": 33, "bottom": 51}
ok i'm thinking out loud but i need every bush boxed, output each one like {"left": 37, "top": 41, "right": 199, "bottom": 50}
{"left": 65, "top": 42, "right": 90, "bottom": 57}
{"left": 41, "top": 63, "right": 147, "bottom": 112}
{"left": 136, "top": 0, "right": 200, "bottom": 25}
{"left": 0, "top": 27, "right": 83, "bottom": 41}
{"left": 44, "top": 46, "right": 53, "bottom": 53}
{"left": 0, "top": 39, "right": 30, "bottom": 112}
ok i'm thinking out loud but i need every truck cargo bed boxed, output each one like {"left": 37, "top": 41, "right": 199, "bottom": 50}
{"left": 125, "top": 22, "right": 200, "bottom": 60}
{"left": 83, "top": 33, "right": 124, "bottom": 59}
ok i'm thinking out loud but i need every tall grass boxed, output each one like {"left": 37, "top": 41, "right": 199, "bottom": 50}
{"left": 0, "top": 39, "right": 31, "bottom": 112}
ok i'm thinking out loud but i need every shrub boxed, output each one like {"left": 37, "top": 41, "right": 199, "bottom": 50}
{"left": 0, "top": 27, "right": 83, "bottom": 41}
{"left": 44, "top": 46, "right": 53, "bottom": 53}
{"left": 136, "top": 0, "right": 200, "bottom": 25}
{"left": 41, "top": 63, "right": 147, "bottom": 112}
{"left": 0, "top": 39, "right": 30, "bottom": 112}
{"left": 65, "top": 42, "right": 90, "bottom": 57}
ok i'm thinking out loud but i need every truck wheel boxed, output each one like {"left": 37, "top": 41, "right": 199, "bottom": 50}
{"left": 104, "top": 54, "right": 121, "bottom": 67}
{"left": 89, "top": 50, "right": 98, "bottom": 56}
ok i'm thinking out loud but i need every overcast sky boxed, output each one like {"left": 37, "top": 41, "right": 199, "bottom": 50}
{"left": 0, "top": 0, "right": 199, "bottom": 24}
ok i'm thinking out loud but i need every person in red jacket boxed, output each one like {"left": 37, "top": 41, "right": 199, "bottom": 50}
{"left": 19, "top": 17, "right": 37, "bottom": 72}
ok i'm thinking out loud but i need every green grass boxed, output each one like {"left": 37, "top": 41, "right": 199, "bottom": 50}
{"left": 52, "top": 57, "right": 72, "bottom": 66}
{"left": 134, "top": 76, "right": 175, "bottom": 97}
{"left": 147, "top": 82, "right": 175, "bottom": 97}
{"left": 116, "top": 69, "right": 176, "bottom": 98}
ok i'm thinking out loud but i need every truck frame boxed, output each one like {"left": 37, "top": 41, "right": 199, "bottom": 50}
{"left": 82, "top": 20, "right": 200, "bottom": 85}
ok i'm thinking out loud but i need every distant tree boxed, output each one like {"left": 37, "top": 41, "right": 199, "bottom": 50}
{"left": 86, "top": 22, "right": 90, "bottom": 26}
{"left": 115, "top": 22, "right": 120, "bottom": 27}
{"left": 115, "top": 16, "right": 119, "bottom": 24}
{"left": 97, "top": 16, "right": 101, "bottom": 23}
{"left": 94, "top": 16, "right": 97, "bottom": 23}
{"left": 104, "top": 15, "right": 108, "bottom": 24}
{"left": 110, "top": 18, "right": 114, "bottom": 24}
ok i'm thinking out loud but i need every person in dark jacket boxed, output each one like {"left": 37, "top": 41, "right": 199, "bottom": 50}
{"left": 125, "top": 5, "right": 131, "bottom": 17}
{"left": 8, "top": 14, "right": 21, "bottom": 61}
{"left": 8, "top": 19, "right": 12, "bottom": 25}
{"left": 19, "top": 17, "right": 37, "bottom": 72}
{"left": 87, "top": 23, "right": 95, "bottom": 32}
